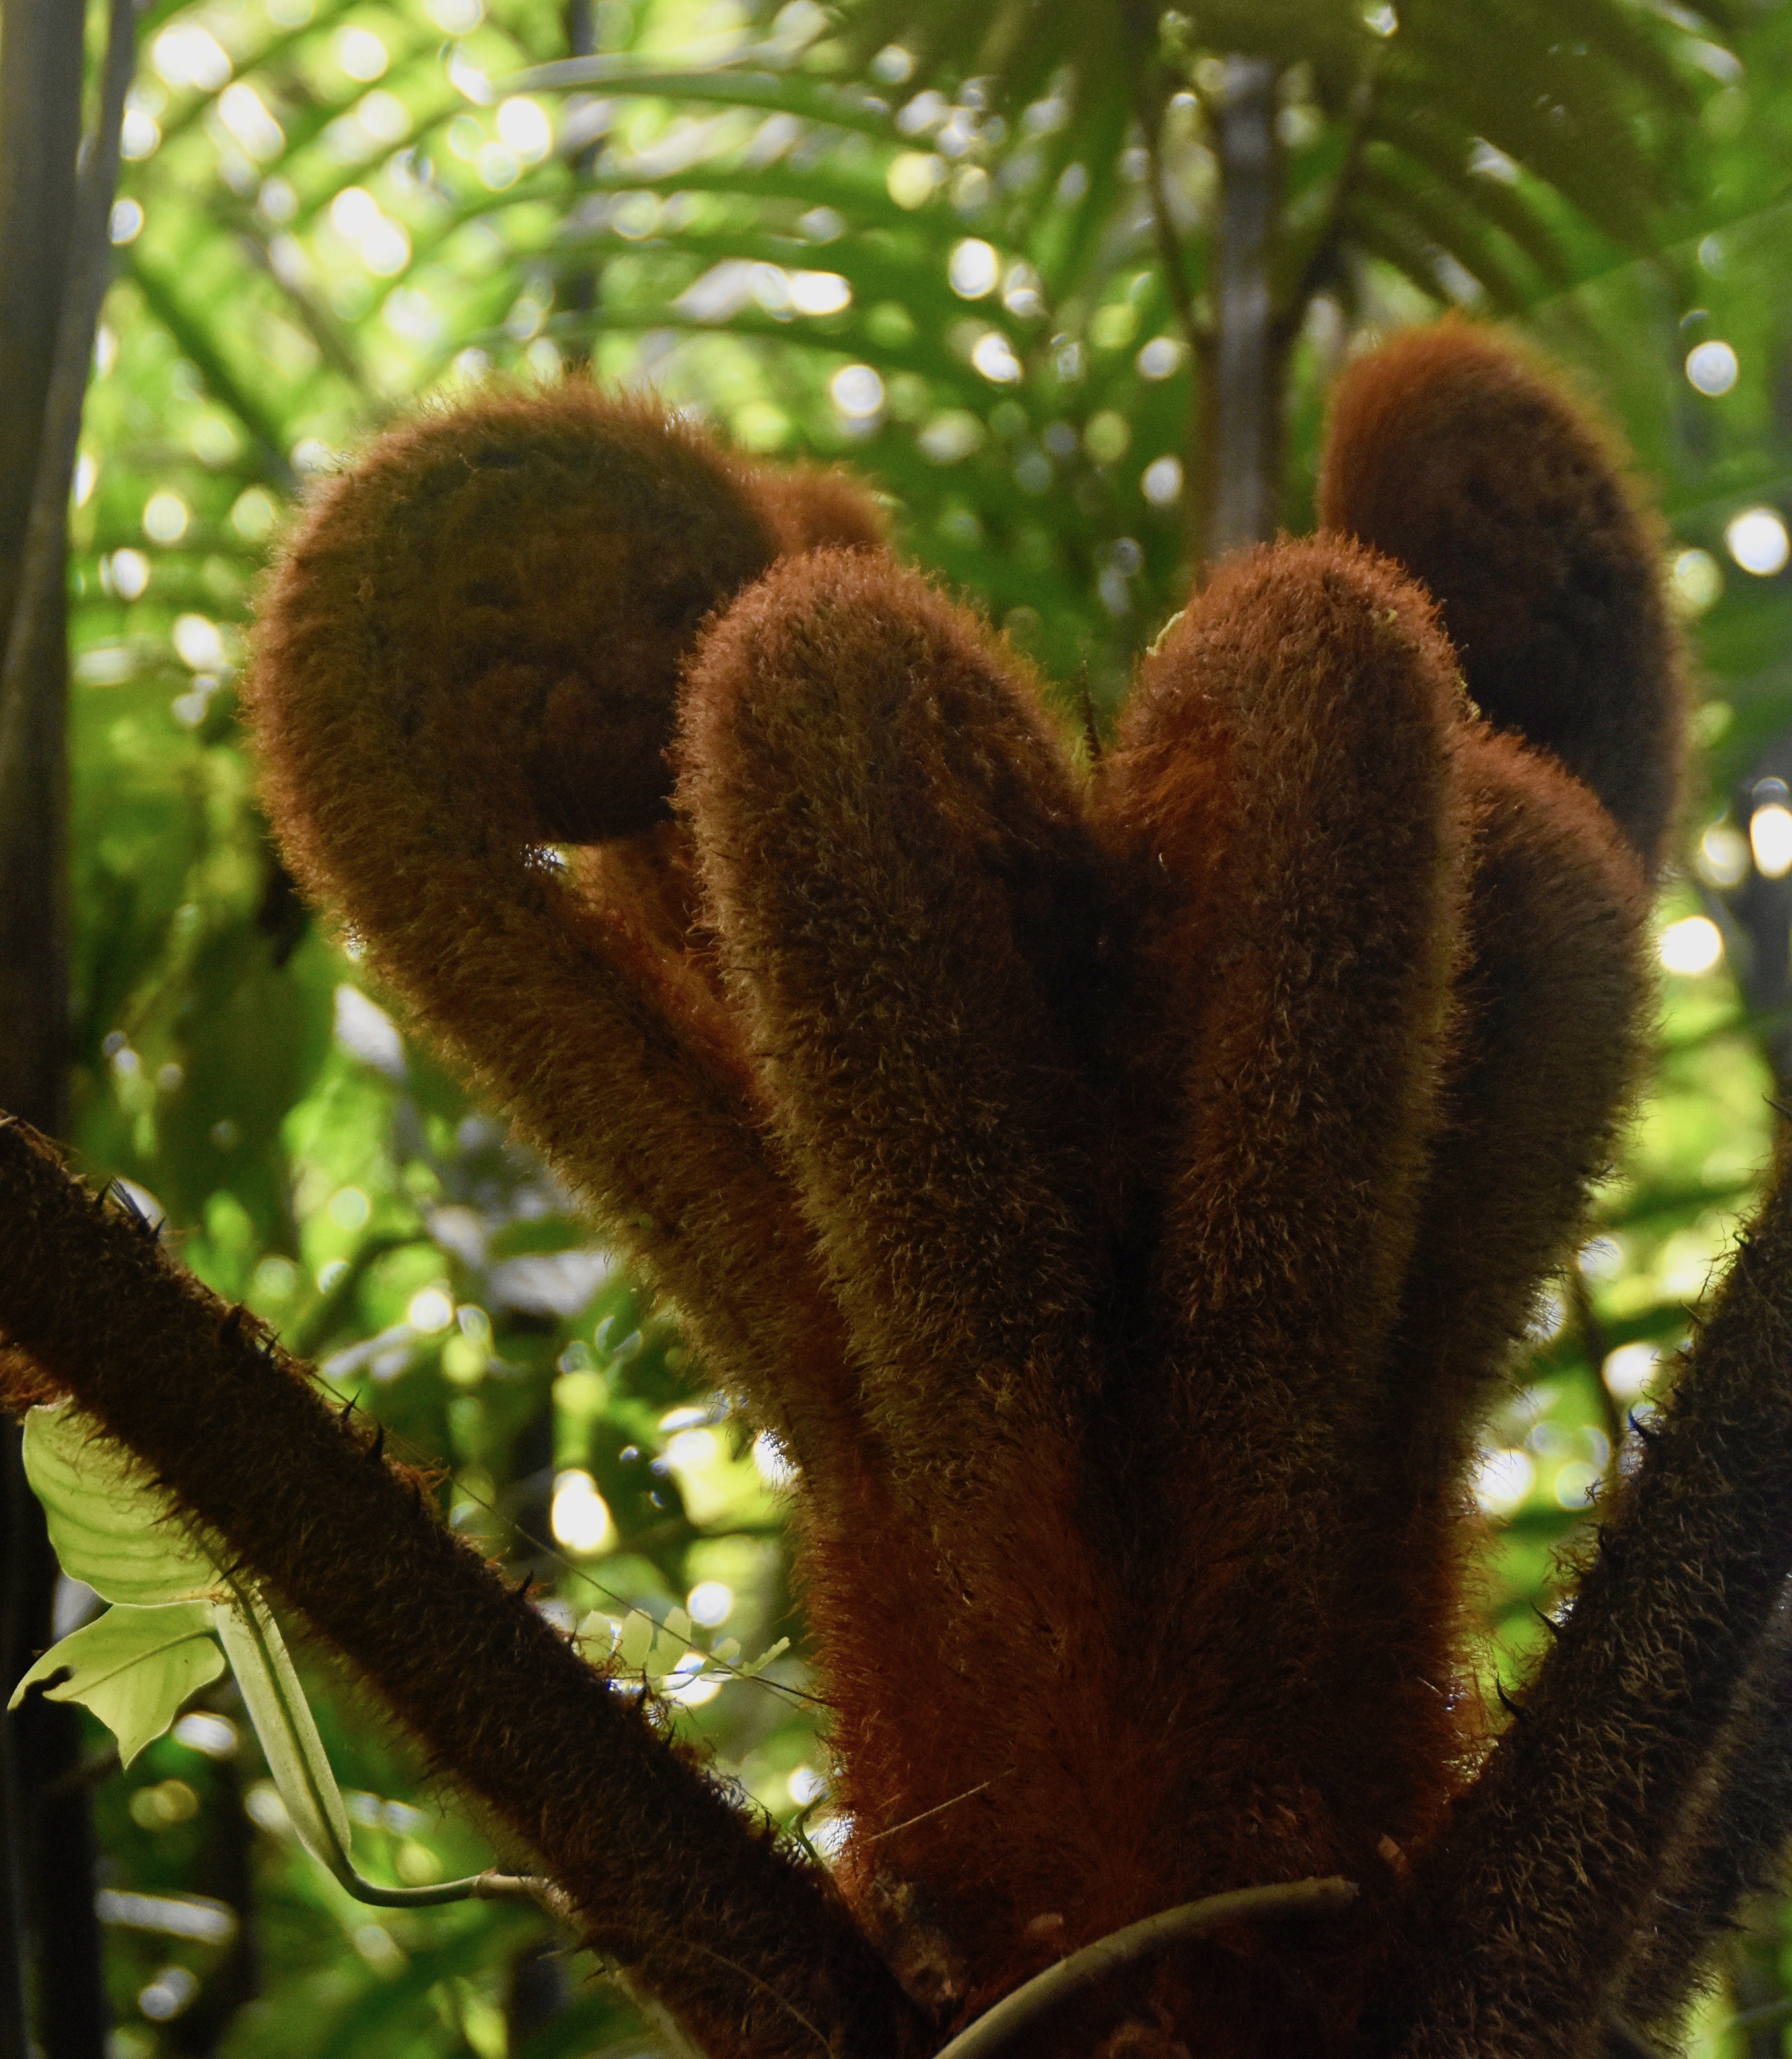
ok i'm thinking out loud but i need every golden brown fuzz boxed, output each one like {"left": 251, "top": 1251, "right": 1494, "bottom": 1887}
{"left": 1333, "top": 731, "right": 1653, "bottom": 1936}
{"left": 292, "top": 382, "right": 785, "bottom": 846}
{"left": 244, "top": 385, "right": 882, "bottom": 1471}
{"left": 1094, "top": 542, "right": 1471, "bottom": 1925}
{"left": 752, "top": 463, "right": 890, "bottom": 557}
{"left": 1385, "top": 734, "right": 1651, "bottom": 1468}
{"left": 7, "top": 326, "right": 1751, "bottom": 2059}
{"left": 1319, "top": 320, "right": 1683, "bottom": 873}
{"left": 680, "top": 549, "right": 1108, "bottom": 1473}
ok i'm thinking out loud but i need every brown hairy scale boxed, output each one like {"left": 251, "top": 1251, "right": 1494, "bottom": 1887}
{"left": 5, "top": 326, "right": 1785, "bottom": 2059}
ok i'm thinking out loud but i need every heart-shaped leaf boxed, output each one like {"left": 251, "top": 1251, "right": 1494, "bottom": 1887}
{"left": 9, "top": 1601, "right": 224, "bottom": 1767}
{"left": 22, "top": 1402, "right": 222, "bottom": 1605}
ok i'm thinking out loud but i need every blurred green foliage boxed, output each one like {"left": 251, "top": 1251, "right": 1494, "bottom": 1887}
{"left": 41, "top": 0, "right": 1792, "bottom": 2050}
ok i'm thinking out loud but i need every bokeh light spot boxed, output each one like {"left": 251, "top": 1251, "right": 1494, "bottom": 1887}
{"left": 551, "top": 1470, "right": 616, "bottom": 1555}
{"left": 407, "top": 1286, "right": 453, "bottom": 1333}
{"left": 1727, "top": 507, "right": 1789, "bottom": 577}
{"left": 948, "top": 237, "right": 999, "bottom": 298}
{"left": 1658, "top": 914, "right": 1724, "bottom": 975}
{"left": 1686, "top": 340, "right": 1738, "bottom": 395}
{"left": 1753, "top": 802, "right": 1792, "bottom": 879}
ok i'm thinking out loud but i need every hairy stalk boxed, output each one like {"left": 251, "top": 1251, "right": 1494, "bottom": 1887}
{"left": 1374, "top": 1141, "right": 1792, "bottom": 2055}
{"left": 0, "top": 1120, "right": 925, "bottom": 2059}
{"left": 1614, "top": 1608, "right": 1792, "bottom": 2037}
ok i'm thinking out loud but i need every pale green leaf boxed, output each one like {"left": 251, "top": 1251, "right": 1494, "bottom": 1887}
{"left": 23, "top": 1403, "right": 222, "bottom": 1606}
{"left": 740, "top": 1635, "right": 791, "bottom": 1680}
{"left": 9, "top": 1601, "right": 224, "bottom": 1768}
{"left": 616, "top": 1609, "right": 657, "bottom": 1671}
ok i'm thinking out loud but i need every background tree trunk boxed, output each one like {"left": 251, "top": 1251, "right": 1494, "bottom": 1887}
{"left": 1198, "top": 55, "right": 1286, "bottom": 568}
{"left": 0, "top": 0, "right": 81, "bottom": 1145}
{"left": 0, "top": 0, "right": 134, "bottom": 2048}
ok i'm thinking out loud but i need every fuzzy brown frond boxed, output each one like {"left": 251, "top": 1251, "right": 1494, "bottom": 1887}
{"left": 1385, "top": 734, "right": 1652, "bottom": 1469}
{"left": 1319, "top": 321, "right": 1685, "bottom": 873}
{"left": 244, "top": 387, "right": 875, "bottom": 1462}
{"left": 680, "top": 549, "right": 1107, "bottom": 1473}
{"left": 1097, "top": 539, "right": 1471, "bottom": 1914}
{"left": 20, "top": 319, "right": 1728, "bottom": 2059}
{"left": 1332, "top": 731, "right": 1654, "bottom": 1969}
{"left": 679, "top": 550, "right": 1153, "bottom": 1995}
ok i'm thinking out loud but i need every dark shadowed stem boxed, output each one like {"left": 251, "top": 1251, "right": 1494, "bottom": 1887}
{"left": 0, "top": 1431, "right": 32, "bottom": 2059}
{"left": 1270, "top": 63, "right": 1378, "bottom": 367}
{"left": 165, "top": 1748, "right": 258, "bottom": 2057}
{"left": 1198, "top": 56, "right": 1282, "bottom": 568}
{"left": 933, "top": 1879, "right": 1359, "bottom": 2059}
{"left": 1139, "top": 114, "right": 1198, "bottom": 348}
{"left": 0, "top": 0, "right": 136, "bottom": 868}
{"left": 0, "top": 1428, "right": 106, "bottom": 2059}
{"left": 0, "top": 8, "right": 135, "bottom": 2049}
{"left": 560, "top": 0, "right": 604, "bottom": 348}
{"left": 0, "top": 0, "right": 82, "bottom": 649}
{"left": 1117, "top": 2, "right": 1197, "bottom": 349}
{"left": 13, "top": 1530, "right": 107, "bottom": 2059}
{"left": 1116, "top": 0, "right": 1206, "bottom": 581}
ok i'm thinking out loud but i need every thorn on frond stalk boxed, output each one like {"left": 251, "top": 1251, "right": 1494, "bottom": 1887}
{"left": 1629, "top": 1409, "right": 1662, "bottom": 1449}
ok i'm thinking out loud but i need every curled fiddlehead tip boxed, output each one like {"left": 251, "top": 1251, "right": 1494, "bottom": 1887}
{"left": 1319, "top": 319, "right": 1685, "bottom": 874}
